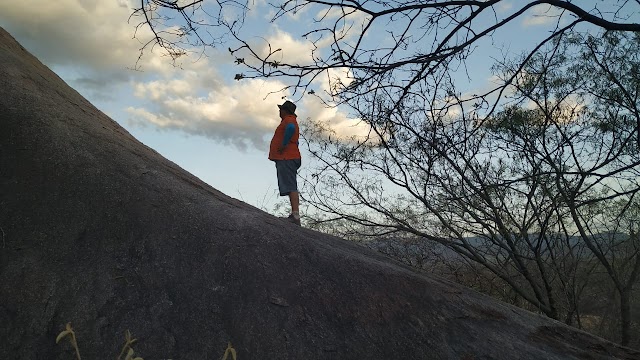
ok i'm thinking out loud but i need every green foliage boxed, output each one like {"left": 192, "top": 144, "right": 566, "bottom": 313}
{"left": 484, "top": 106, "right": 546, "bottom": 133}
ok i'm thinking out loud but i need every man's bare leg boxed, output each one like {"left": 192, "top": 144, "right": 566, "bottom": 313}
{"left": 289, "top": 191, "right": 300, "bottom": 216}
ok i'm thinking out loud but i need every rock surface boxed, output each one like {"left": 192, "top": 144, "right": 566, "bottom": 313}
{"left": 0, "top": 26, "right": 638, "bottom": 360}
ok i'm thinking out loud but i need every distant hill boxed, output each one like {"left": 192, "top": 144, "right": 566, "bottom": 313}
{"left": 1, "top": 26, "right": 638, "bottom": 359}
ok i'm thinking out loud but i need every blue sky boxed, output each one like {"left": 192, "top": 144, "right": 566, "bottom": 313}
{"left": 1, "top": 1, "right": 630, "bottom": 213}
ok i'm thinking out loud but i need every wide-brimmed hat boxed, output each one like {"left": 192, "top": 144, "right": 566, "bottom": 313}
{"left": 278, "top": 100, "right": 297, "bottom": 116}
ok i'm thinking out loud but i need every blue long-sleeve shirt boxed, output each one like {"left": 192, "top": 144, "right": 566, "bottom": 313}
{"left": 282, "top": 123, "right": 296, "bottom": 146}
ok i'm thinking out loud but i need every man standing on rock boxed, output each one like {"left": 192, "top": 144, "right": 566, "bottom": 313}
{"left": 269, "top": 100, "right": 302, "bottom": 226}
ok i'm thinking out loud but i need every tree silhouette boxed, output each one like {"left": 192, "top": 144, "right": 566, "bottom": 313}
{"left": 131, "top": 1, "right": 640, "bottom": 107}
{"left": 300, "top": 30, "right": 640, "bottom": 346}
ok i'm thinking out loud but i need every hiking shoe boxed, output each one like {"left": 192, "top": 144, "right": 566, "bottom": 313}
{"left": 283, "top": 214, "right": 301, "bottom": 226}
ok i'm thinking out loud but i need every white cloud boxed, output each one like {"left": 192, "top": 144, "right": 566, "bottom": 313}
{"left": 0, "top": 0, "right": 364, "bottom": 151}
{"left": 314, "top": 67, "right": 355, "bottom": 97}
{"left": 127, "top": 71, "right": 292, "bottom": 150}
{"left": 134, "top": 78, "right": 195, "bottom": 101}
{"left": 496, "top": 1, "right": 513, "bottom": 13}
{"left": 315, "top": 6, "right": 370, "bottom": 29}
{"left": 253, "top": 28, "right": 317, "bottom": 66}
{"left": 0, "top": 0, "right": 229, "bottom": 86}
{"left": 522, "top": 4, "right": 564, "bottom": 27}
{"left": 268, "top": 0, "right": 313, "bottom": 22}
{"left": 323, "top": 6, "right": 371, "bottom": 32}
{"left": 0, "top": 0, "right": 149, "bottom": 71}
{"left": 301, "top": 97, "right": 371, "bottom": 142}
{"left": 234, "top": 27, "right": 355, "bottom": 95}
{"left": 0, "top": 0, "right": 283, "bottom": 150}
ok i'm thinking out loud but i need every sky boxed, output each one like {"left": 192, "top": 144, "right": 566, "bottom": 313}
{"left": 1, "top": 0, "right": 633, "bottom": 214}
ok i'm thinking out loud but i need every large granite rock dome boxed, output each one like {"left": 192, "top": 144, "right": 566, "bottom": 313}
{"left": 0, "top": 27, "right": 638, "bottom": 359}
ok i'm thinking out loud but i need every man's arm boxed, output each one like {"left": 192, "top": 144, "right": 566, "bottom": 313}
{"left": 281, "top": 123, "right": 296, "bottom": 149}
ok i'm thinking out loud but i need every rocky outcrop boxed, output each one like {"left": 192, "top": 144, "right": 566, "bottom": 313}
{"left": 0, "top": 27, "right": 638, "bottom": 359}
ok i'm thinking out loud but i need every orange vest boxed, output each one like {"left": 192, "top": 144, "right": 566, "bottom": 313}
{"left": 269, "top": 114, "right": 301, "bottom": 160}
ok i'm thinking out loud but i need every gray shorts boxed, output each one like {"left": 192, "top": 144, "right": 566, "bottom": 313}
{"left": 275, "top": 159, "right": 301, "bottom": 196}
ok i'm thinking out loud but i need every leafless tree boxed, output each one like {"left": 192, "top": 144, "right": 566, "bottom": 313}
{"left": 300, "top": 30, "right": 640, "bottom": 345}
{"left": 132, "top": 1, "right": 640, "bottom": 103}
